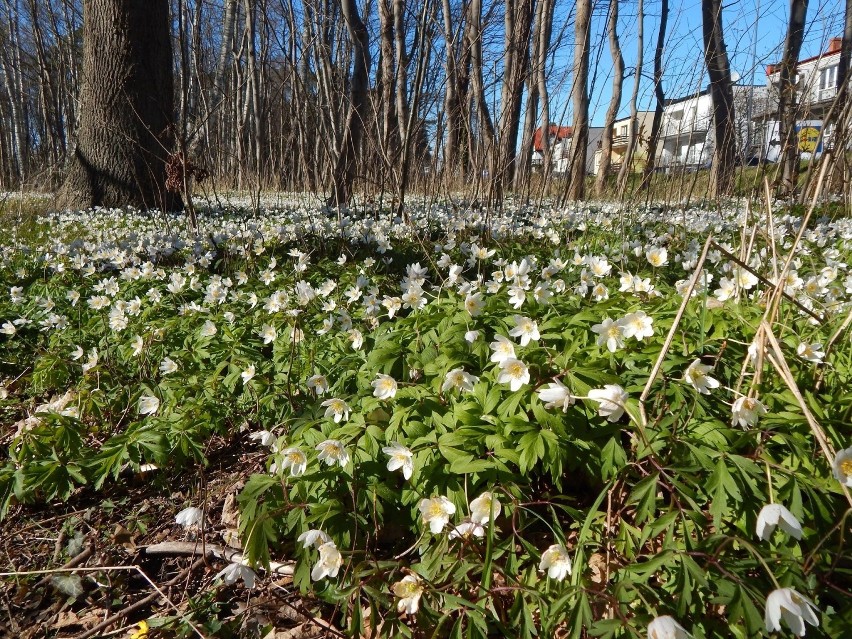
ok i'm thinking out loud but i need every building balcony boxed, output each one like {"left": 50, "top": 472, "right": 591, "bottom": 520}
{"left": 816, "top": 86, "right": 837, "bottom": 102}
{"left": 611, "top": 134, "right": 629, "bottom": 149}
{"left": 661, "top": 123, "right": 708, "bottom": 139}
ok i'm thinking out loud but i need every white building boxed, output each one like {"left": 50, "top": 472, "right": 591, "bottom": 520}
{"left": 759, "top": 37, "right": 844, "bottom": 161}
{"left": 656, "top": 83, "right": 768, "bottom": 171}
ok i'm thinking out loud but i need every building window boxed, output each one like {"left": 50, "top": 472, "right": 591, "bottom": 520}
{"left": 819, "top": 65, "right": 837, "bottom": 90}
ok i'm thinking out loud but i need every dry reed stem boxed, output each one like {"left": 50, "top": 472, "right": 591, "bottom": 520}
{"left": 760, "top": 320, "right": 852, "bottom": 509}
{"left": 639, "top": 233, "right": 714, "bottom": 424}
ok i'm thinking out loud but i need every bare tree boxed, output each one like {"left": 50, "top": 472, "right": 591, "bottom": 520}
{"left": 495, "top": 0, "right": 533, "bottom": 201}
{"left": 702, "top": 0, "right": 737, "bottom": 197}
{"left": 775, "top": 0, "right": 809, "bottom": 194}
{"left": 328, "top": 0, "right": 371, "bottom": 206}
{"left": 639, "top": 0, "right": 667, "bottom": 192}
{"left": 595, "top": 0, "right": 624, "bottom": 196}
{"left": 566, "top": 0, "right": 591, "bottom": 200}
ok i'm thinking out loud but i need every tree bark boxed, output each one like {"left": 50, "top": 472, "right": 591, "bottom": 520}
{"left": 328, "top": 0, "right": 370, "bottom": 206}
{"left": 595, "top": 0, "right": 624, "bottom": 196}
{"left": 59, "top": 0, "right": 180, "bottom": 211}
{"left": 776, "top": 0, "right": 808, "bottom": 194}
{"left": 701, "top": 0, "right": 737, "bottom": 197}
{"left": 496, "top": 0, "right": 533, "bottom": 200}
{"left": 467, "top": 0, "right": 496, "bottom": 198}
{"left": 566, "top": 0, "right": 591, "bottom": 200}
{"left": 639, "top": 0, "right": 666, "bottom": 192}
{"left": 618, "top": 0, "right": 643, "bottom": 195}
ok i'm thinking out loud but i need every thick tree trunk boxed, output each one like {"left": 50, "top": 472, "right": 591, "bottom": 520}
{"left": 639, "top": 0, "right": 666, "bottom": 192}
{"left": 496, "top": 0, "right": 533, "bottom": 199}
{"left": 702, "top": 0, "right": 737, "bottom": 197}
{"left": 776, "top": 0, "right": 808, "bottom": 194}
{"left": 595, "top": 0, "right": 624, "bottom": 196}
{"left": 328, "top": 0, "right": 370, "bottom": 207}
{"left": 59, "top": 0, "right": 180, "bottom": 211}
{"left": 468, "top": 0, "right": 496, "bottom": 197}
{"left": 566, "top": 0, "right": 591, "bottom": 200}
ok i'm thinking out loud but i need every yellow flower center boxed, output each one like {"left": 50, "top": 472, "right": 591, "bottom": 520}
{"left": 840, "top": 460, "right": 852, "bottom": 476}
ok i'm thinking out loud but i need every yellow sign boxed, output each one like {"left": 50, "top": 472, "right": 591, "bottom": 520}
{"left": 797, "top": 127, "right": 820, "bottom": 153}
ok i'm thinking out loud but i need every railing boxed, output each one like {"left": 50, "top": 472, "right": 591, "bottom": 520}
{"left": 817, "top": 86, "right": 837, "bottom": 102}
{"left": 611, "top": 134, "right": 629, "bottom": 147}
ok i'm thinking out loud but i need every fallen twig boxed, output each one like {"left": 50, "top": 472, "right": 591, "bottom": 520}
{"left": 75, "top": 558, "right": 206, "bottom": 639}
{"left": 144, "top": 541, "right": 295, "bottom": 577}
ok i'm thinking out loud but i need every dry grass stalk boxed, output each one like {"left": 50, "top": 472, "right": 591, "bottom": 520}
{"left": 760, "top": 320, "right": 852, "bottom": 508}
{"left": 639, "top": 233, "right": 714, "bottom": 425}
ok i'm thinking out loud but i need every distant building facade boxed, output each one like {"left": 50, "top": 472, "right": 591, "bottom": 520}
{"left": 758, "top": 37, "right": 845, "bottom": 161}
{"left": 656, "top": 83, "right": 768, "bottom": 171}
{"left": 592, "top": 111, "right": 654, "bottom": 175}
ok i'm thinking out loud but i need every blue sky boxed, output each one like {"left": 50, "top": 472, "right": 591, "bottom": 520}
{"left": 543, "top": 0, "right": 847, "bottom": 126}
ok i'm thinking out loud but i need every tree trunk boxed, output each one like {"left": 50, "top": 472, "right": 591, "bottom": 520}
{"left": 595, "top": 0, "right": 624, "bottom": 196}
{"left": 776, "top": 0, "right": 808, "bottom": 194}
{"left": 639, "top": 0, "right": 666, "bottom": 192}
{"left": 566, "top": 0, "right": 591, "bottom": 200}
{"left": 702, "top": 0, "right": 736, "bottom": 197}
{"left": 496, "top": 0, "right": 533, "bottom": 200}
{"left": 59, "top": 0, "right": 180, "bottom": 211}
{"left": 467, "top": 0, "right": 496, "bottom": 198}
{"left": 328, "top": 0, "right": 370, "bottom": 207}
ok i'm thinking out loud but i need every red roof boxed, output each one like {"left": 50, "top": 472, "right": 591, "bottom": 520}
{"left": 533, "top": 125, "right": 572, "bottom": 151}
{"left": 766, "top": 37, "right": 843, "bottom": 75}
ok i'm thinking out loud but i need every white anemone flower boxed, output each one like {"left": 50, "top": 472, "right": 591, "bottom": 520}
{"left": 372, "top": 374, "right": 398, "bottom": 400}
{"left": 297, "top": 529, "right": 332, "bottom": 548}
{"left": 587, "top": 385, "right": 629, "bottom": 422}
{"left": 508, "top": 315, "right": 540, "bottom": 347}
{"left": 311, "top": 541, "right": 344, "bottom": 581}
{"left": 489, "top": 334, "right": 516, "bottom": 363}
{"left": 249, "top": 430, "right": 276, "bottom": 447}
{"left": 316, "top": 439, "right": 349, "bottom": 467}
{"left": 449, "top": 519, "right": 486, "bottom": 540}
{"left": 539, "top": 544, "right": 572, "bottom": 581}
{"left": 277, "top": 447, "right": 308, "bottom": 477}
{"left": 764, "top": 587, "right": 820, "bottom": 636}
{"left": 796, "top": 342, "right": 825, "bottom": 363}
{"left": 215, "top": 561, "right": 257, "bottom": 589}
{"left": 831, "top": 446, "right": 852, "bottom": 487}
{"left": 383, "top": 442, "right": 414, "bottom": 480}
{"left": 756, "top": 503, "right": 803, "bottom": 541}
{"left": 464, "top": 292, "right": 484, "bottom": 317}
{"left": 647, "top": 615, "right": 690, "bottom": 639}
{"left": 138, "top": 395, "right": 160, "bottom": 415}
{"left": 260, "top": 323, "right": 277, "bottom": 345}
{"left": 591, "top": 317, "right": 624, "bottom": 353}
{"left": 442, "top": 368, "right": 479, "bottom": 393}
{"left": 418, "top": 496, "right": 456, "bottom": 534}
{"left": 199, "top": 320, "right": 217, "bottom": 337}
{"left": 392, "top": 574, "right": 424, "bottom": 615}
{"left": 683, "top": 359, "right": 720, "bottom": 395}
{"left": 537, "top": 380, "right": 574, "bottom": 412}
{"left": 469, "top": 492, "right": 501, "bottom": 524}
{"left": 497, "top": 357, "right": 530, "bottom": 392}
{"left": 618, "top": 311, "right": 654, "bottom": 341}
{"left": 159, "top": 357, "right": 178, "bottom": 375}
{"left": 321, "top": 398, "right": 350, "bottom": 423}
{"left": 307, "top": 374, "right": 329, "bottom": 394}
{"left": 175, "top": 506, "right": 203, "bottom": 528}
{"left": 731, "top": 396, "right": 766, "bottom": 428}
{"left": 241, "top": 364, "right": 256, "bottom": 384}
